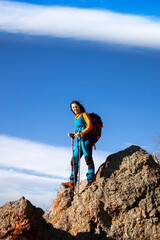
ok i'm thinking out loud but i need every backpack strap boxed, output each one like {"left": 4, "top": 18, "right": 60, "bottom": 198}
{"left": 81, "top": 113, "right": 86, "bottom": 126}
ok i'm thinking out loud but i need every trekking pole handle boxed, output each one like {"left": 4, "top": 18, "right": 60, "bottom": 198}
{"left": 78, "top": 130, "right": 81, "bottom": 138}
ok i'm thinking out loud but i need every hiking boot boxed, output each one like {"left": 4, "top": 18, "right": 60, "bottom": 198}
{"left": 85, "top": 176, "right": 96, "bottom": 189}
{"left": 61, "top": 182, "right": 74, "bottom": 188}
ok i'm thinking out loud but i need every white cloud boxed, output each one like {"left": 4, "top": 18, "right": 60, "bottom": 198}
{"left": 0, "top": 1, "right": 160, "bottom": 49}
{"left": 0, "top": 135, "right": 71, "bottom": 178}
{"left": 0, "top": 169, "right": 60, "bottom": 211}
{"left": 0, "top": 135, "right": 109, "bottom": 209}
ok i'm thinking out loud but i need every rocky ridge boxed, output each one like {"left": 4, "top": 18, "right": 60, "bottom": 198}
{"left": 0, "top": 145, "right": 160, "bottom": 240}
{"left": 49, "top": 145, "right": 160, "bottom": 239}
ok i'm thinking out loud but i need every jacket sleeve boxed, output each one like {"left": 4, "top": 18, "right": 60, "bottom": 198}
{"left": 81, "top": 112, "right": 93, "bottom": 137}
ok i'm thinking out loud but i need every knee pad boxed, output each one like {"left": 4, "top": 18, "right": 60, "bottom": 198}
{"left": 85, "top": 156, "right": 94, "bottom": 170}
{"left": 85, "top": 156, "right": 92, "bottom": 165}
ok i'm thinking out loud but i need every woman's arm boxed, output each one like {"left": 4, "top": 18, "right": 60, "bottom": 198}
{"left": 81, "top": 112, "right": 93, "bottom": 137}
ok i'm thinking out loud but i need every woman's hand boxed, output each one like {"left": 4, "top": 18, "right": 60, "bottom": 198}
{"left": 68, "top": 133, "right": 74, "bottom": 138}
{"left": 74, "top": 132, "right": 81, "bottom": 139}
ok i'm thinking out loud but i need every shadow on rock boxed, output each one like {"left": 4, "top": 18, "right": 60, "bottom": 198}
{"left": 53, "top": 228, "right": 114, "bottom": 240}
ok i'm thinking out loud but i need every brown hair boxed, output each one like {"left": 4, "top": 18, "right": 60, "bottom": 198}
{"left": 70, "top": 101, "right": 86, "bottom": 114}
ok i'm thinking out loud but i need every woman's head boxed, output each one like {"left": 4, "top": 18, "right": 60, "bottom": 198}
{"left": 70, "top": 101, "right": 86, "bottom": 115}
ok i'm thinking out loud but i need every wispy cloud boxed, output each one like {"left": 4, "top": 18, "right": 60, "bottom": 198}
{"left": 0, "top": 1, "right": 160, "bottom": 49}
{"left": 0, "top": 169, "right": 61, "bottom": 211}
{"left": 0, "top": 135, "right": 71, "bottom": 178}
{"left": 0, "top": 135, "right": 109, "bottom": 209}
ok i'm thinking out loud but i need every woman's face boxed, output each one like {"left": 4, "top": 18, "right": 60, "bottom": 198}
{"left": 71, "top": 103, "right": 81, "bottom": 115}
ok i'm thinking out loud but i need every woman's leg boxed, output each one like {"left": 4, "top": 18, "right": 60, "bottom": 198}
{"left": 81, "top": 139, "right": 95, "bottom": 183}
{"left": 70, "top": 141, "right": 83, "bottom": 183}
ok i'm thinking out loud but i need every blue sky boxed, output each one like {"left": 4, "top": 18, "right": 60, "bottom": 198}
{"left": 8, "top": 0, "right": 160, "bottom": 16}
{"left": 0, "top": 0, "right": 160, "bottom": 209}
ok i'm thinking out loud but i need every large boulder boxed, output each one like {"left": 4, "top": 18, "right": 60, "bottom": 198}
{"left": 49, "top": 145, "right": 160, "bottom": 239}
{"left": 0, "top": 197, "right": 54, "bottom": 240}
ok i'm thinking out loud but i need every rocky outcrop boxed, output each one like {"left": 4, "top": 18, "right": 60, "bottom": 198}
{"left": 49, "top": 145, "right": 160, "bottom": 240}
{"left": 0, "top": 197, "right": 54, "bottom": 240}
{"left": 1, "top": 145, "right": 160, "bottom": 240}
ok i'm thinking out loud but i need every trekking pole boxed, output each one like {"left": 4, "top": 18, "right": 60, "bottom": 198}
{"left": 71, "top": 136, "right": 75, "bottom": 190}
{"left": 78, "top": 130, "right": 81, "bottom": 196}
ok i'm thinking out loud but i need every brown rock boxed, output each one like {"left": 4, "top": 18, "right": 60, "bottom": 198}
{"left": 1, "top": 146, "right": 159, "bottom": 240}
{"left": 0, "top": 196, "right": 54, "bottom": 240}
{"left": 49, "top": 145, "right": 160, "bottom": 240}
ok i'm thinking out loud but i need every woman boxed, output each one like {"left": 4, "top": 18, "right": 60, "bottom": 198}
{"left": 61, "top": 101, "right": 95, "bottom": 189}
